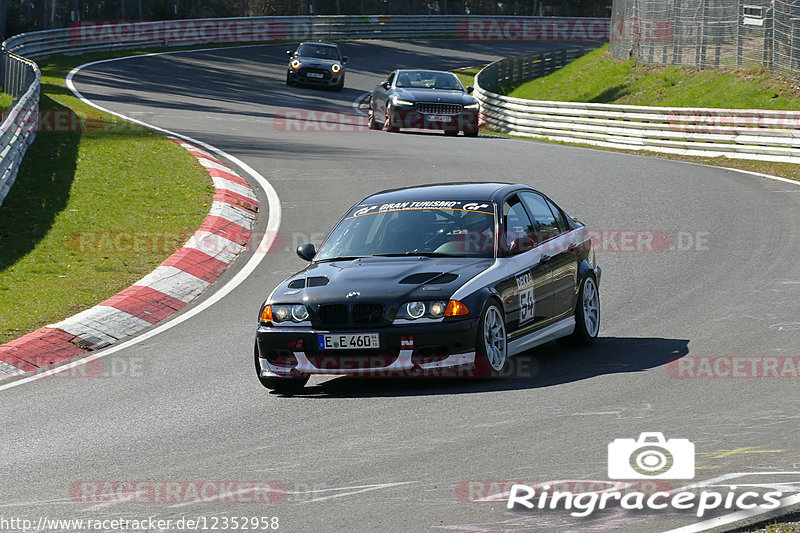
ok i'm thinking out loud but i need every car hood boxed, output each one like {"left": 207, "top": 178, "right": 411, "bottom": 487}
{"left": 393, "top": 88, "right": 476, "bottom": 105}
{"left": 270, "top": 256, "right": 494, "bottom": 305}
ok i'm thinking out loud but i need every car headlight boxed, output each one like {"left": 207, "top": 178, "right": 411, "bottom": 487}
{"left": 464, "top": 102, "right": 479, "bottom": 109}
{"left": 396, "top": 301, "right": 451, "bottom": 320}
{"left": 331, "top": 63, "right": 341, "bottom": 73}
{"left": 261, "top": 304, "right": 310, "bottom": 324}
{"left": 406, "top": 301, "right": 426, "bottom": 319}
{"left": 290, "top": 59, "right": 301, "bottom": 69}
{"left": 392, "top": 96, "right": 414, "bottom": 107}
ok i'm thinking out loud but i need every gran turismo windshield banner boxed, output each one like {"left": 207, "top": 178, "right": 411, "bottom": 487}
{"left": 346, "top": 200, "right": 494, "bottom": 219}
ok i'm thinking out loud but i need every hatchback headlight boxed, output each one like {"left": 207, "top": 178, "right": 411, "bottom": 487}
{"left": 290, "top": 59, "right": 301, "bottom": 69}
{"left": 331, "top": 63, "right": 341, "bottom": 73}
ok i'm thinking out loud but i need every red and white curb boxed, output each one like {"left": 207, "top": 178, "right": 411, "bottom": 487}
{"left": 0, "top": 137, "right": 258, "bottom": 379}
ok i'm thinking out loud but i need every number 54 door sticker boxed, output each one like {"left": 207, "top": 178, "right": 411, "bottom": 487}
{"left": 516, "top": 271, "right": 535, "bottom": 325}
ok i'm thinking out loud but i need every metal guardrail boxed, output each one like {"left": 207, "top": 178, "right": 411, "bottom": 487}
{"left": 0, "top": 51, "right": 40, "bottom": 206}
{"left": 0, "top": 14, "right": 609, "bottom": 207}
{"left": 474, "top": 48, "right": 800, "bottom": 164}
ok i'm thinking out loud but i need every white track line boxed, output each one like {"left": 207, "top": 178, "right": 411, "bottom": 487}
{"left": 660, "top": 492, "right": 800, "bottom": 533}
{"left": 0, "top": 45, "right": 280, "bottom": 392}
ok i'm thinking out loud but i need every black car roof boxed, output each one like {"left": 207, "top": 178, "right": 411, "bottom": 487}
{"left": 299, "top": 41, "right": 338, "bottom": 48}
{"left": 362, "top": 182, "right": 535, "bottom": 204}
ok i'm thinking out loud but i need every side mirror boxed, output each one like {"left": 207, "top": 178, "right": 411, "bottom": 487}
{"left": 342, "top": 56, "right": 349, "bottom": 63}
{"left": 296, "top": 243, "right": 316, "bottom": 261}
{"left": 381, "top": 81, "right": 391, "bottom": 90}
{"left": 286, "top": 50, "right": 293, "bottom": 56}
{"left": 466, "top": 85, "right": 474, "bottom": 94}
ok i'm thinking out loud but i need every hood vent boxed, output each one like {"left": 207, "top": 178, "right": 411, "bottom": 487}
{"left": 429, "top": 273, "right": 458, "bottom": 284}
{"left": 399, "top": 272, "right": 443, "bottom": 285}
{"left": 287, "top": 276, "right": 330, "bottom": 289}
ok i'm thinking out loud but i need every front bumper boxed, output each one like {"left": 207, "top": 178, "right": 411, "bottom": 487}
{"left": 390, "top": 108, "right": 479, "bottom": 132}
{"left": 256, "top": 318, "right": 479, "bottom": 378}
{"left": 288, "top": 68, "right": 342, "bottom": 87}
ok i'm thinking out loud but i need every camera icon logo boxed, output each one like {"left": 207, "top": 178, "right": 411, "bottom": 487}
{"left": 608, "top": 432, "right": 695, "bottom": 479}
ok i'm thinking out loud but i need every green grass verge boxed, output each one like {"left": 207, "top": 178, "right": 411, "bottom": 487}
{"left": 453, "top": 66, "right": 483, "bottom": 91}
{"left": 0, "top": 51, "right": 216, "bottom": 344}
{"left": 453, "top": 47, "right": 800, "bottom": 182}
{"left": 0, "top": 92, "right": 13, "bottom": 112}
{"left": 505, "top": 44, "right": 800, "bottom": 110}
{"left": 742, "top": 518, "right": 800, "bottom": 532}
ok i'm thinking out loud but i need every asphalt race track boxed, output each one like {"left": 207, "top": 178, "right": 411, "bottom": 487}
{"left": 2, "top": 40, "right": 800, "bottom": 532}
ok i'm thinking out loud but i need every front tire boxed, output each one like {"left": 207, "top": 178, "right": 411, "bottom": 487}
{"left": 473, "top": 302, "right": 508, "bottom": 378}
{"left": 560, "top": 274, "right": 600, "bottom": 347}
{"left": 384, "top": 106, "right": 400, "bottom": 133}
{"left": 285, "top": 72, "right": 293, "bottom": 86}
{"left": 254, "top": 342, "right": 309, "bottom": 394}
{"left": 334, "top": 76, "right": 344, "bottom": 92}
{"left": 368, "top": 100, "right": 382, "bottom": 130}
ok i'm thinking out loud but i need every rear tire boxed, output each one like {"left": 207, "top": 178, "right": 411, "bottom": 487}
{"left": 559, "top": 274, "right": 600, "bottom": 347}
{"left": 444, "top": 129, "right": 459, "bottom": 136}
{"left": 464, "top": 130, "right": 479, "bottom": 137}
{"left": 254, "top": 342, "right": 309, "bottom": 394}
{"left": 473, "top": 301, "right": 508, "bottom": 378}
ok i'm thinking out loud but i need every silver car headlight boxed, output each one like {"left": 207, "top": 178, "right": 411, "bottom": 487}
{"left": 392, "top": 96, "right": 414, "bottom": 107}
{"left": 464, "top": 102, "right": 479, "bottom": 109}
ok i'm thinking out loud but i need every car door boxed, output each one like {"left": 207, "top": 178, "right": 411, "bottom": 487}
{"left": 499, "top": 193, "right": 554, "bottom": 340}
{"left": 519, "top": 192, "right": 578, "bottom": 320}
{"left": 372, "top": 71, "right": 395, "bottom": 120}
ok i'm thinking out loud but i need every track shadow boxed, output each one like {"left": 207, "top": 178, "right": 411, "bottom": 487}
{"left": 0, "top": 93, "right": 80, "bottom": 273}
{"left": 271, "top": 336, "right": 689, "bottom": 398}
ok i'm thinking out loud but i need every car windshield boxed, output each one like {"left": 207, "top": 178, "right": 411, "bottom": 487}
{"left": 297, "top": 44, "right": 339, "bottom": 60}
{"left": 316, "top": 201, "right": 496, "bottom": 260}
{"left": 395, "top": 71, "right": 464, "bottom": 90}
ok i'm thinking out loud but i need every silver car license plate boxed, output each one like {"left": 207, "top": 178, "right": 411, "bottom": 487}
{"left": 426, "top": 115, "right": 451, "bottom": 122}
{"left": 318, "top": 333, "right": 380, "bottom": 350}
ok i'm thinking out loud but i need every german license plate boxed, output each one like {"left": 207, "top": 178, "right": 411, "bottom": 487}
{"left": 306, "top": 72, "right": 324, "bottom": 78}
{"left": 426, "top": 115, "right": 451, "bottom": 122}
{"left": 318, "top": 333, "right": 380, "bottom": 350}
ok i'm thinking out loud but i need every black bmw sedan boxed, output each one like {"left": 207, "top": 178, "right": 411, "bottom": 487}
{"left": 368, "top": 69, "right": 480, "bottom": 136}
{"left": 255, "top": 183, "right": 600, "bottom": 393}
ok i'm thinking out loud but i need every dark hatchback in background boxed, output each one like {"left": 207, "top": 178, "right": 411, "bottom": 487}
{"left": 368, "top": 69, "right": 480, "bottom": 136}
{"left": 254, "top": 183, "right": 601, "bottom": 393}
{"left": 286, "top": 41, "right": 348, "bottom": 91}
